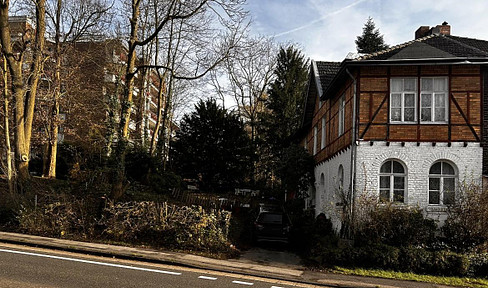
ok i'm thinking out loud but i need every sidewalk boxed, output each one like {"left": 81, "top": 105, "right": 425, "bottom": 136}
{"left": 0, "top": 231, "right": 451, "bottom": 288}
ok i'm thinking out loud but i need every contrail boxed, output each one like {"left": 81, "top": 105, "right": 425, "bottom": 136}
{"left": 274, "top": 0, "right": 369, "bottom": 37}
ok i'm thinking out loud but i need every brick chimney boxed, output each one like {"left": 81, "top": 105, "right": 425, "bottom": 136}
{"left": 415, "top": 22, "right": 451, "bottom": 39}
{"left": 415, "top": 26, "right": 430, "bottom": 39}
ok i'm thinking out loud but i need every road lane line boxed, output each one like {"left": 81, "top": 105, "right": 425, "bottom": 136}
{"left": 0, "top": 248, "right": 181, "bottom": 276}
{"left": 232, "top": 280, "right": 254, "bottom": 285}
{"left": 271, "top": 286, "right": 284, "bottom": 288}
{"left": 198, "top": 276, "right": 217, "bottom": 280}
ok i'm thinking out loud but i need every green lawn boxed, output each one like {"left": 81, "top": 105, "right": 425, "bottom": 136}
{"left": 334, "top": 267, "right": 488, "bottom": 288}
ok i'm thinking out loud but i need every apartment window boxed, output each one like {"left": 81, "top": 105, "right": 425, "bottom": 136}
{"left": 429, "top": 161, "right": 456, "bottom": 205}
{"left": 421, "top": 77, "right": 448, "bottom": 122}
{"left": 321, "top": 116, "right": 326, "bottom": 149}
{"left": 338, "top": 165, "right": 344, "bottom": 190}
{"left": 338, "top": 93, "right": 345, "bottom": 135}
{"left": 313, "top": 126, "right": 318, "bottom": 155}
{"left": 379, "top": 160, "right": 406, "bottom": 203}
{"left": 390, "top": 78, "right": 417, "bottom": 123}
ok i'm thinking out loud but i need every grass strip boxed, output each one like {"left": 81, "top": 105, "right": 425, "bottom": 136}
{"left": 334, "top": 267, "right": 488, "bottom": 288}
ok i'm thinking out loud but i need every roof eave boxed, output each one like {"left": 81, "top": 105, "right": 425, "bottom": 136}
{"left": 311, "top": 60, "right": 323, "bottom": 98}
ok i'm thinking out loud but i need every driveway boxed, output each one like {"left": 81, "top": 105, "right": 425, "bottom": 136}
{"left": 237, "top": 245, "right": 302, "bottom": 269}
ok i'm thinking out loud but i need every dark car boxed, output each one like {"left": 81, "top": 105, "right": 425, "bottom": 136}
{"left": 253, "top": 211, "right": 292, "bottom": 243}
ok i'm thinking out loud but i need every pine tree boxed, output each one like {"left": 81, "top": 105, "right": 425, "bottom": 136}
{"left": 265, "top": 45, "right": 309, "bottom": 147}
{"left": 355, "top": 17, "right": 389, "bottom": 54}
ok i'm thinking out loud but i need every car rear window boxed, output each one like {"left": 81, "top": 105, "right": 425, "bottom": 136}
{"left": 258, "top": 213, "right": 283, "bottom": 224}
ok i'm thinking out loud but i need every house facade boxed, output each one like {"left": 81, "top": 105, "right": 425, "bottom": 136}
{"left": 301, "top": 23, "right": 487, "bottom": 230}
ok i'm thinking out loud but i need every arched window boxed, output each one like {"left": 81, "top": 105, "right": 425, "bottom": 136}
{"left": 379, "top": 160, "right": 406, "bottom": 203}
{"left": 338, "top": 165, "right": 344, "bottom": 190}
{"left": 429, "top": 161, "right": 456, "bottom": 205}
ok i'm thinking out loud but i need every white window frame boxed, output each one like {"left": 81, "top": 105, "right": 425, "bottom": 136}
{"left": 379, "top": 159, "right": 406, "bottom": 203}
{"left": 390, "top": 78, "right": 417, "bottom": 123}
{"left": 321, "top": 116, "right": 326, "bottom": 150}
{"left": 428, "top": 161, "right": 457, "bottom": 206}
{"left": 420, "top": 77, "right": 449, "bottom": 123}
{"left": 338, "top": 93, "right": 345, "bottom": 135}
{"left": 313, "top": 126, "right": 318, "bottom": 155}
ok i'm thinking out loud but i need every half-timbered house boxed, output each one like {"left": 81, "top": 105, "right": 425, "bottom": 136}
{"left": 300, "top": 23, "right": 488, "bottom": 230}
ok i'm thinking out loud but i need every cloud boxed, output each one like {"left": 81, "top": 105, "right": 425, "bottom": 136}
{"left": 274, "top": 0, "right": 368, "bottom": 37}
{"left": 247, "top": 0, "right": 488, "bottom": 61}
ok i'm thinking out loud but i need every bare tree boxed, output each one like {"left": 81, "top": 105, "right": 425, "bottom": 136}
{"left": 111, "top": 0, "right": 247, "bottom": 199}
{"left": 41, "top": 0, "right": 112, "bottom": 178}
{"left": 211, "top": 35, "right": 277, "bottom": 183}
{"left": 0, "top": 0, "right": 46, "bottom": 185}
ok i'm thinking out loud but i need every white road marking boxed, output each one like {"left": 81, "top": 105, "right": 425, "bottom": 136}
{"left": 271, "top": 286, "right": 284, "bottom": 288}
{"left": 232, "top": 280, "right": 254, "bottom": 285}
{"left": 0, "top": 248, "right": 181, "bottom": 276}
{"left": 198, "top": 276, "right": 217, "bottom": 280}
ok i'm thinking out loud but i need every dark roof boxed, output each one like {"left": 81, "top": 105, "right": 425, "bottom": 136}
{"left": 299, "top": 61, "right": 340, "bottom": 131}
{"left": 315, "top": 61, "right": 341, "bottom": 92}
{"left": 356, "top": 34, "right": 488, "bottom": 61}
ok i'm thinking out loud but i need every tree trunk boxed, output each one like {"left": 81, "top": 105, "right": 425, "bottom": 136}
{"left": 0, "top": 0, "right": 46, "bottom": 186}
{"left": 47, "top": 0, "right": 62, "bottom": 178}
{"left": 149, "top": 76, "right": 165, "bottom": 156}
{"left": 2, "top": 55, "right": 14, "bottom": 195}
{"left": 111, "top": 0, "right": 140, "bottom": 200}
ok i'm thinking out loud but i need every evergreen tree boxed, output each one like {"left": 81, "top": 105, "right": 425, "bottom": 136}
{"left": 264, "top": 45, "right": 309, "bottom": 148}
{"left": 355, "top": 17, "right": 389, "bottom": 54}
{"left": 259, "top": 46, "right": 311, "bottom": 196}
{"left": 171, "top": 99, "right": 251, "bottom": 192}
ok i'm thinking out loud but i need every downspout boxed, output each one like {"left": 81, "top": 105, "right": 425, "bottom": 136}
{"left": 345, "top": 68, "right": 357, "bottom": 240}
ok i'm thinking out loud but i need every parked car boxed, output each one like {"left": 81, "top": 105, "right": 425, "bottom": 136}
{"left": 253, "top": 211, "right": 292, "bottom": 244}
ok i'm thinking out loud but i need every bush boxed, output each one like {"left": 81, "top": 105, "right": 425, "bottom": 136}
{"left": 149, "top": 171, "right": 182, "bottom": 195}
{"left": 99, "top": 201, "right": 234, "bottom": 254}
{"left": 468, "top": 253, "right": 488, "bottom": 277}
{"left": 442, "top": 182, "right": 488, "bottom": 253}
{"left": 355, "top": 205, "right": 437, "bottom": 248}
{"left": 125, "top": 146, "right": 156, "bottom": 183}
{"left": 17, "top": 196, "right": 99, "bottom": 239}
{"left": 293, "top": 212, "right": 337, "bottom": 256}
{"left": 398, "top": 246, "right": 433, "bottom": 273}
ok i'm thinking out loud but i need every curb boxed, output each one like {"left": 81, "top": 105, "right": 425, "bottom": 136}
{"left": 0, "top": 232, "right": 318, "bottom": 286}
{"left": 0, "top": 232, "right": 450, "bottom": 288}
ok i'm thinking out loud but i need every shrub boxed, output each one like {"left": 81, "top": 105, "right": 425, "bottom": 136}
{"left": 149, "top": 171, "right": 182, "bottom": 195}
{"left": 125, "top": 146, "right": 156, "bottom": 183}
{"left": 17, "top": 197, "right": 98, "bottom": 239}
{"left": 355, "top": 204, "right": 437, "bottom": 248}
{"left": 468, "top": 253, "right": 488, "bottom": 277}
{"left": 430, "top": 250, "right": 469, "bottom": 276}
{"left": 399, "top": 246, "right": 433, "bottom": 273}
{"left": 442, "top": 181, "right": 488, "bottom": 253}
{"left": 99, "top": 201, "right": 234, "bottom": 254}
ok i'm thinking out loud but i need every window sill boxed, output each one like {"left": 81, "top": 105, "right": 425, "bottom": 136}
{"left": 389, "top": 122, "right": 449, "bottom": 125}
{"left": 389, "top": 121, "right": 417, "bottom": 124}
{"left": 425, "top": 205, "right": 448, "bottom": 212}
{"left": 420, "top": 121, "right": 448, "bottom": 125}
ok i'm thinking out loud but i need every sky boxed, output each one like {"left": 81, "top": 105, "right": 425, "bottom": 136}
{"left": 245, "top": 0, "right": 488, "bottom": 61}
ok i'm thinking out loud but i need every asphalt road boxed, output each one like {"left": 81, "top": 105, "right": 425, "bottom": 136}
{"left": 0, "top": 244, "right": 312, "bottom": 288}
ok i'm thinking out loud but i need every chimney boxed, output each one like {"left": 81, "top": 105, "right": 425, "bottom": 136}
{"left": 415, "top": 26, "right": 430, "bottom": 39}
{"left": 415, "top": 22, "right": 451, "bottom": 39}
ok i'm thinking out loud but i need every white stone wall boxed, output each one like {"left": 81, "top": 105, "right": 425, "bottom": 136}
{"left": 314, "top": 147, "right": 352, "bottom": 230}
{"left": 355, "top": 141, "right": 482, "bottom": 223}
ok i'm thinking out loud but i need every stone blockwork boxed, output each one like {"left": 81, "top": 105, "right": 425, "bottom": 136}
{"left": 314, "top": 147, "right": 352, "bottom": 230}
{"left": 355, "top": 141, "right": 482, "bottom": 222}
